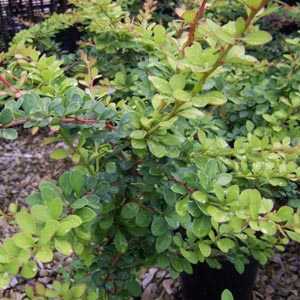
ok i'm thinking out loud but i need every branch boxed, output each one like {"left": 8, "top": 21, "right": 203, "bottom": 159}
{"left": 171, "top": 176, "right": 196, "bottom": 194}
{"left": 0, "top": 119, "right": 27, "bottom": 129}
{"left": 0, "top": 117, "right": 116, "bottom": 130}
{"left": 181, "top": 0, "right": 207, "bottom": 53}
{"left": 0, "top": 75, "right": 23, "bottom": 98}
{"left": 192, "top": 0, "right": 270, "bottom": 94}
{"left": 60, "top": 117, "right": 98, "bottom": 125}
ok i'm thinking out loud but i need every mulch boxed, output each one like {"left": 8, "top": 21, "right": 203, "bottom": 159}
{"left": 0, "top": 130, "right": 299, "bottom": 299}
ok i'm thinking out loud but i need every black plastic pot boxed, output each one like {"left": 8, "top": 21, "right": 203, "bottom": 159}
{"left": 181, "top": 260, "right": 258, "bottom": 300}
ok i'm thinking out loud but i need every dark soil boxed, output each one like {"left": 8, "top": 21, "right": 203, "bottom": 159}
{"left": 0, "top": 131, "right": 300, "bottom": 299}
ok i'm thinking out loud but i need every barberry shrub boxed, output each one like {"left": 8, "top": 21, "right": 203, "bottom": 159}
{"left": 0, "top": 0, "right": 300, "bottom": 299}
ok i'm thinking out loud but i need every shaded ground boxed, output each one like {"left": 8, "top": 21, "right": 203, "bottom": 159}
{"left": 0, "top": 131, "right": 300, "bottom": 299}
{"left": 0, "top": 130, "right": 68, "bottom": 209}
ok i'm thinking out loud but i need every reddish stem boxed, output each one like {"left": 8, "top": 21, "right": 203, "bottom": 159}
{"left": 181, "top": 0, "right": 207, "bottom": 53}
{"left": 0, "top": 74, "right": 22, "bottom": 98}
{"left": 61, "top": 117, "right": 98, "bottom": 125}
{"left": 0, "top": 117, "right": 118, "bottom": 130}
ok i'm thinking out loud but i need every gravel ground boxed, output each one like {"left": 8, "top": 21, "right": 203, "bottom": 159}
{"left": 0, "top": 131, "right": 300, "bottom": 299}
{"left": 0, "top": 129, "right": 68, "bottom": 209}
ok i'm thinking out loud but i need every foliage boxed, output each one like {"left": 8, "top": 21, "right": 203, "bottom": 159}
{"left": 24, "top": 281, "right": 98, "bottom": 300}
{"left": 0, "top": 0, "right": 300, "bottom": 299}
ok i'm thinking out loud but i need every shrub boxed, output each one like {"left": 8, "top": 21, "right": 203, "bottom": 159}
{"left": 0, "top": 0, "right": 300, "bottom": 299}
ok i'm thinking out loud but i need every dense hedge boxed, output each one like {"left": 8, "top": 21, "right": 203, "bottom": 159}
{"left": 0, "top": 0, "right": 300, "bottom": 299}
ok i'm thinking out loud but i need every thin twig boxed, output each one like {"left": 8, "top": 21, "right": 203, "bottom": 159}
{"left": 181, "top": 0, "right": 207, "bottom": 53}
{"left": 60, "top": 117, "right": 98, "bottom": 125}
{"left": 192, "top": 0, "right": 270, "bottom": 94}
{"left": 0, "top": 119, "right": 27, "bottom": 129}
{"left": 0, "top": 75, "right": 22, "bottom": 98}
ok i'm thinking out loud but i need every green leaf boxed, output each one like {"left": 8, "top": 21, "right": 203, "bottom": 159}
{"left": 36, "top": 246, "right": 53, "bottom": 263}
{"left": 217, "top": 174, "right": 232, "bottom": 186}
{"left": 152, "top": 94, "right": 165, "bottom": 110}
{"left": 198, "top": 242, "right": 211, "bottom": 257}
{"left": 159, "top": 116, "right": 178, "bottom": 129}
{"left": 214, "top": 184, "right": 225, "bottom": 201}
{"left": 31, "top": 205, "right": 52, "bottom": 222}
{"left": 171, "top": 257, "right": 184, "bottom": 273}
{"left": 153, "top": 25, "right": 167, "bottom": 44}
{"left": 192, "top": 191, "right": 208, "bottom": 204}
{"left": 287, "top": 231, "right": 300, "bottom": 243}
{"left": 39, "top": 181, "right": 61, "bottom": 203}
{"left": 35, "top": 283, "right": 46, "bottom": 296}
{"left": 288, "top": 199, "right": 300, "bottom": 209}
{"left": 207, "top": 206, "right": 229, "bottom": 223}
{"left": 192, "top": 216, "right": 211, "bottom": 238}
{"left": 249, "top": 189, "right": 262, "bottom": 219}
{"left": 243, "top": 31, "right": 272, "bottom": 46}
{"left": 193, "top": 91, "right": 227, "bottom": 107}
{"left": 176, "top": 198, "right": 189, "bottom": 216}
{"left": 0, "top": 273, "right": 11, "bottom": 289}
{"left": 161, "top": 134, "right": 184, "bottom": 146}
{"left": 229, "top": 217, "right": 243, "bottom": 233}
{"left": 180, "top": 248, "right": 198, "bottom": 264}
{"left": 18, "top": 249, "right": 31, "bottom": 264}
{"left": 259, "top": 220, "right": 276, "bottom": 235}
{"left": 165, "top": 212, "right": 180, "bottom": 229}
{"left": 173, "top": 89, "right": 191, "bottom": 102}
{"left": 47, "top": 197, "right": 64, "bottom": 220}
{"left": 40, "top": 220, "right": 59, "bottom": 245}
{"left": 147, "top": 140, "right": 167, "bottom": 158}
{"left": 16, "top": 211, "right": 36, "bottom": 234}
{"left": 226, "top": 185, "right": 240, "bottom": 202}
{"left": 59, "top": 172, "right": 72, "bottom": 196}
{"left": 221, "top": 289, "right": 234, "bottom": 300}
{"left": 207, "top": 20, "right": 235, "bottom": 44}
{"left": 0, "top": 128, "right": 18, "bottom": 140}
{"left": 25, "top": 286, "right": 35, "bottom": 298}
{"left": 235, "top": 17, "right": 246, "bottom": 34}
{"left": 55, "top": 239, "right": 73, "bottom": 256}
{"left": 156, "top": 233, "right": 172, "bottom": 253}
{"left": 70, "top": 169, "right": 85, "bottom": 195}
{"left": 26, "top": 192, "right": 42, "bottom": 206}
{"left": 99, "top": 215, "right": 114, "bottom": 230}
{"left": 151, "top": 216, "right": 168, "bottom": 236}
{"left": 130, "top": 130, "right": 147, "bottom": 140}
{"left": 172, "top": 184, "right": 187, "bottom": 195}
{"left": 149, "top": 76, "right": 172, "bottom": 95}
{"left": 22, "top": 93, "right": 41, "bottom": 114}
{"left": 169, "top": 74, "right": 186, "bottom": 90}
{"left": 127, "top": 280, "right": 142, "bottom": 297}
{"left": 132, "top": 139, "right": 147, "bottom": 149}
{"left": 121, "top": 202, "right": 139, "bottom": 219}
{"left": 57, "top": 215, "right": 82, "bottom": 236}
{"left": 269, "top": 178, "right": 288, "bottom": 187}
{"left": 0, "top": 108, "right": 13, "bottom": 125}
{"left": 0, "top": 248, "right": 10, "bottom": 264}
{"left": 182, "top": 9, "right": 196, "bottom": 23}
{"left": 277, "top": 206, "right": 294, "bottom": 222}
{"left": 76, "top": 207, "right": 96, "bottom": 223}
{"left": 71, "top": 284, "right": 87, "bottom": 298}
{"left": 50, "top": 148, "right": 68, "bottom": 160}
{"left": 217, "top": 238, "right": 235, "bottom": 253}
{"left": 135, "top": 209, "right": 152, "bottom": 227}
{"left": 178, "top": 107, "right": 204, "bottom": 119}
{"left": 71, "top": 197, "right": 89, "bottom": 209}
{"left": 13, "top": 233, "right": 34, "bottom": 249}
{"left": 244, "top": 0, "right": 263, "bottom": 8}
{"left": 114, "top": 230, "right": 128, "bottom": 253}
{"left": 21, "top": 261, "right": 38, "bottom": 279}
